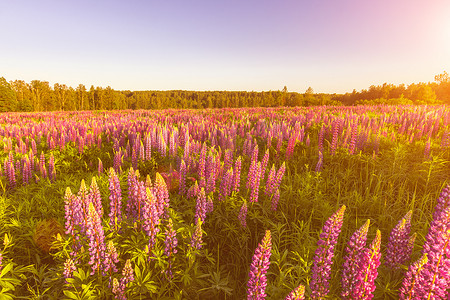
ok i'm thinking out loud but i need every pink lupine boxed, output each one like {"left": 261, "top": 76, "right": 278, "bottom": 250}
{"left": 249, "top": 162, "right": 262, "bottom": 203}
{"left": 247, "top": 230, "right": 272, "bottom": 300}
{"left": 354, "top": 230, "right": 382, "bottom": 300}
{"left": 239, "top": 202, "right": 248, "bottom": 227}
{"left": 108, "top": 168, "right": 122, "bottom": 231}
{"left": 98, "top": 158, "right": 103, "bottom": 174}
{"left": 190, "top": 219, "right": 203, "bottom": 250}
{"left": 164, "top": 218, "right": 178, "bottom": 279}
{"left": 412, "top": 185, "right": 450, "bottom": 298}
{"left": 341, "top": 219, "right": 370, "bottom": 299}
{"left": 63, "top": 258, "right": 76, "bottom": 282}
{"left": 385, "top": 211, "right": 414, "bottom": 269}
{"left": 179, "top": 159, "right": 187, "bottom": 195}
{"left": 103, "top": 240, "right": 119, "bottom": 275}
{"left": 399, "top": 253, "right": 428, "bottom": 299}
{"left": 285, "top": 284, "right": 305, "bottom": 300}
{"left": 261, "top": 149, "right": 269, "bottom": 180}
{"left": 232, "top": 156, "right": 242, "bottom": 193}
{"left": 310, "top": 205, "right": 346, "bottom": 299}
{"left": 194, "top": 188, "right": 207, "bottom": 224}
{"left": 265, "top": 164, "right": 276, "bottom": 196}
{"left": 86, "top": 202, "right": 106, "bottom": 275}
{"left": 89, "top": 177, "right": 103, "bottom": 218}
{"left": 48, "top": 153, "right": 56, "bottom": 182}
{"left": 271, "top": 188, "right": 280, "bottom": 211}
{"left": 143, "top": 187, "right": 160, "bottom": 251}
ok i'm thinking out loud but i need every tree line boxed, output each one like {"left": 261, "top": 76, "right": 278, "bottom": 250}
{"left": 0, "top": 72, "right": 449, "bottom": 112}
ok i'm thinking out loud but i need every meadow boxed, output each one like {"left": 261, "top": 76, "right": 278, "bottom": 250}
{"left": 0, "top": 105, "right": 449, "bottom": 299}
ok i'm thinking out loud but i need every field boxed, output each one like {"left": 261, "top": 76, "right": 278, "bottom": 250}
{"left": 0, "top": 105, "right": 449, "bottom": 299}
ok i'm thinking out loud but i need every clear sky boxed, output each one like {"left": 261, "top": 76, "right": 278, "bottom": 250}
{"left": 1, "top": 0, "right": 449, "bottom": 93}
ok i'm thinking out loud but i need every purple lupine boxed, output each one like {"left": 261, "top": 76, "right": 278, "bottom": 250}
{"left": 198, "top": 143, "right": 207, "bottom": 189}
{"left": 399, "top": 253, "right": 428, "bottom": 299}
{"left": 64, "top": 187, "right": 77, "bottom": 236}
{"left": 98, "top": 158, "right": 103, "bottom": 174}
{"left": 113, "top": 149, "right": 122, "bottom": 174}
{"left": 6, "top": 160, "right": 16, "bottom": 188}
{"left": 103, "top": 240, "right": 119, "bottom": 276}
{"left": 318, "top": 125, "right": 325, "bottom": 154}
{"left": 143, "top": 187, "right": 160, "bottom": 251}
{"left": 247, "top": 230, "right": 272, "bottom": 300}
{"left": 86, "top": 202, "right": 106, "bottom": 275}
{"left": 285, "top": 284, "right": 305, "bottom": 300}
{"left": 354, "top": 229, "right": 382, "bottom": 300}
{"left": 310, "top": 205, "right": 346, "bottom": 299}
{"left": 206, "top": 195, "right": 214, "bottom": 214}
{"left": 218, "top": 168, "right": 233, "bottom": 201}
{"left": 112, "top": 277, "right": 125, "bottom": 300}
{"left": 139, "top": 140, "right": 145, "bottom": 161}
{"left": 145, "top": 133, "right": 151, "bottom": 161}
{"left": 22, "top": 155, "right": 31, "bottom": 185}
{"left": 108, "top": 168, "right": 122, "bottom": 231}
{"left": 341, "top": 219, "right": 370, "bottom": 299}
{"left": 164, "top": 218, "right": 178, "bottom": 279}
{"left": 190, "top": 219, "right": 203, "bottom": 250}
{"left": 271, "top": 188, "right": 280, "bottom": 211}
{"left": 273, "top": 162, "right": 286, "bottom": 192}
{"left": 63, "top": 258, "right": 76, "bottom": 282}
{"left": 315, "top": 151, "right": 323, "bottom": 172}
{"left": 412, "top": 185, "right": 450, "bottom": 298}
{"left": 206, "top": 152, "right": 216, "bottom": 194}
{"left": 246, "top": 145, "right": 259, "bottom": 190}
{"left": 348, "top": 123, "right": 358, "bottom": 155}
{"left": 239, "top": 202, "right": 248, "bottom": 227}
{"left": 232, "top": 156, "right": 242, "bottom": 193}
{"left": 286, "top": 134, "right": 296, "bottom": 160}
{"left": 194, "top": 188, "right": 207, "bottom": 224}
{"left": 119, "top": 259, "right": 134, "bottom": 294}
{"left": 385, "top": 211, "right": 414, "bottom": 269}
{"left": 0, "top": 252, "right": 2, "bottom": 272}
{"left": 179, "top": 159, "right": 187, "bottom": 195}
{"left": 89, "top": 177, "right": 103, "bottom": 218}
{"left": 187, "top": 181, "right": 200, "bottom": 199}
{"left": 154, "top": 172, "right": 170, "bottom": 219}
{"left": 249, "top": 162, "right": 262, "bottom": 203}
{"left": 131, "top": 139, "right": 138, "bottom": 170}
{"left": 48, "top": 153, "right": 56, "bottom": 182}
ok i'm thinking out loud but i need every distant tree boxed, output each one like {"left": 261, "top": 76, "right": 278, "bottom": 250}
{"left": 54, "top": 83, "right": 69, "bottom": 110}
{"left": 0, "top": 77, "right": 17, "bottom": 111}
{"left": 76, "top": 84, "right": 87, "bottom": 110}
{"left": 10, "top": 80, "right": 32, "bottom": 111}
{"left": 29, "top": 80, "right": 52, "bottom": 111}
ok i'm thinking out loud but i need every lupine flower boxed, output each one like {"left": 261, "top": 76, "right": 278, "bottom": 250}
{"left": 271, "top": 188, "right": 280, "bottom": 211}
{"left": 315, "top": 151, "right": 323, "bottom": 172}
{"left": 164, "top": 218, "right": 178, "bottom": 279}
{"left": 89, "top": 177, "right": 103, "bottom": 217}
{"left": 112, "top": 277, "right": 125, "bottom": 300}
{"left": 412, "top": 185, "right": 450, "bottom": 298}
{"left": 318, "top": 125, "right": 325, "bottom": 153}
{"left": 48, "top": 153, "right": 56, "bottom": 182}
{"left": 187, "top": 181, "right": 200, "bottom": 199}
{"left": 206, "top": 195, "right": 214, "bottom": 214}
{"left": 143, "top": 187, "right": 160, "bottom": 251}
{"left": 98, "top": 158, "right": 103, "bottom": 174}
{"left": 286, "top": 134, "right": 296, "bottom": 160}
{"left": 64, "top": 187, "right": 77, "bottom": 236}
{"left": 198, "top": 143, "right": 207, "bottom": 189}
{"left": 122, "top": 259, "right": 134, "bottom": 283}
{"left": 310, "top": 205, "right": 346, "bottom": 299}
{"left": 113, "top": 150, "right": 122, "bottom": 174}
{"left": 108, "top": 168, "right": 122, "bottom": 231}
{"left": 194, "top": 188, "right": 207, "bottom": 224}
{"left": 206, "top": 152, "right": 216, "bottom": 194}
{"left": 86, "top": 202, "right": 106, "bottom": 275}
{"left": 348, "top": 123, "right": 358, "bottom": 155}
{"left": 265, "top": 164, "right": 276, "bottom": 196}
{"left": 285, "top": 284, "right": 305, "bottom": 300}
{"left": 239, "top": 202, "right": 248, "bottom": 227}
{"left": 354, "top": 229, "right": 382, "bottom": 300}
{"left": 154, "top": 172, "right": 170, "bottom": 219}
{"left": 399, "top": 253, "right": 428, "bottom": 299}
{"left": 341, "top": 219, "right": 370, "bottom": 299}
{"left": 63, "top": 258, "right": 76, "bottom": 281}
{"left": 103, "top": 241, "right": 119, "bottom": 275}
{"left": 247, "top": 230, "right": 272, "bottom": 300}
{"left": 144, "top": 133, "right": 151, "bottom": 161}
{"left": 249, "top": 162, "right": 262, "bottom": 203}
{"left": 385, "top": 211, "right": 413, "bottom": 269}
{"left": 261, "top": 149, "right": 269, "bottom": 179}
{"left": 179, "top": 159, "right": 187, "bottom": 195}
{"left": 190, "top": 219, "right": 203, "bottom": 250}
{"left": 0, "top": 252, "right": 3, "bottom": 272}
{"left": 232, "top": 156, "right": 242, "bottom": 193}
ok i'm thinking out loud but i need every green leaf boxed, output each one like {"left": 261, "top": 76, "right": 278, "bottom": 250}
{"left": 63, "top": 290, "right": 79, "bottom": 300}
{"left": 0, "top": 263, "right": 13, "bottom": 277}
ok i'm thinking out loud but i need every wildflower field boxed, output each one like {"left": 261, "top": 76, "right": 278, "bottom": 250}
{"left": 0, "top": 105, "right": 449, "bottom": 299}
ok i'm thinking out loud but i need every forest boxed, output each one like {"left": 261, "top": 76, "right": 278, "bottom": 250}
{"left": 0, "top": 72, "right": 449, "bottom": 112}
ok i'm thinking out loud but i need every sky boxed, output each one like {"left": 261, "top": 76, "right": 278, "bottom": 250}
{"left": 1, "top": 0, "right": 449, "bottom": 93}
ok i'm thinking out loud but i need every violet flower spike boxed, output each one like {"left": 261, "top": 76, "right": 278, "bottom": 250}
{"left": 310, "top": 205, "right": 346, "bottom": 299}
{"left": 399, "top": 253, "right": 428, "bottom": 300}
{"left": 247, "top": 230, "right": 272, "bottom": 300}
{"left": 341, "top": 219, "right": 370, "bottom": 299}
{"left": 239, "top": 202, "right": 248, "bottom": 227}
{"left": 385, "top": 211, "right": 413, "bottom": 269}
{"left": 285, "top": 284, "right": 305, "bottom": 300}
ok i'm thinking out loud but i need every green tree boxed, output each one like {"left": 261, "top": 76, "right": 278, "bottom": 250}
{"left": 0, "top": 77, "right": 17, "bottom": 111}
